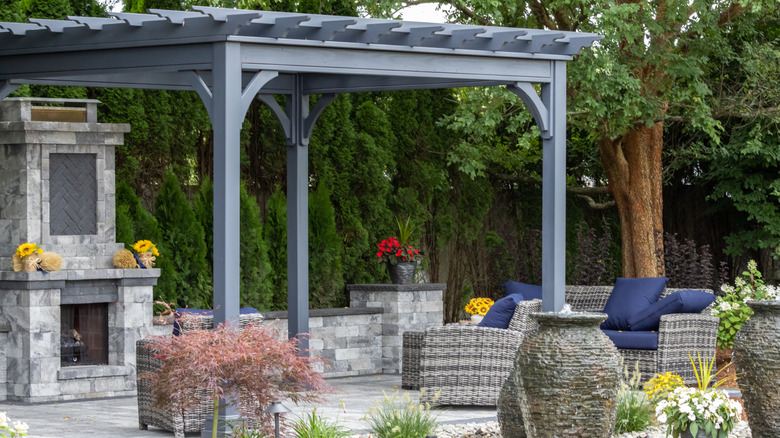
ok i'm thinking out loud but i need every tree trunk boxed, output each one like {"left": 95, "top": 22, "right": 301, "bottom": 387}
{"left": 599, "top": 122, "right": 665, "bottom": 278}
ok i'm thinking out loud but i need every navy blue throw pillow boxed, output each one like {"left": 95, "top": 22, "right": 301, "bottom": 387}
{"left": 479, "top": 293, "right": 524, "bottom": 329}
{"left": 503, "top": 281, "right": 542, "bottom": 301}
{"left": 601, "top": 277, "right": 668, "bottom": 331}
{"left": 628, "top": 290, "right": 716, "bottom": 331}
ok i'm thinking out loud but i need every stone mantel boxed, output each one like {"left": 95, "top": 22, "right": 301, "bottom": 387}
{"left": 0, "top": 268, "right": 161, "bottom": 288}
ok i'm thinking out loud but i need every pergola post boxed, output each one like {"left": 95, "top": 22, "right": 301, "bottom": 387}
{"left": 211, "top": 42, "right": 243, "bottom": 329}
{"left": 286, "top": 74, "right": 310, "bottom": 351}
{"left": 541, "top": 60, "right": 567, "bottom": 312}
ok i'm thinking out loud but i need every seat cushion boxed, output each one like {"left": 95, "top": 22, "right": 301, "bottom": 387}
{"left": 479, "top": 293, "right": 524, "bottom": 329}
{"left": 628, "top": 290, "right": 716, "bottom": 331}
{"left": 504, "top": 281, "right": 542, "bottom": 301}
{"left": 603, "top": 330, "right": 659, "bottom": 350}
{"left": 601, "top": 277, "right": 668, "bottom": 330}
{"left": 173, "top": 307, "right": 260, "bottom": 335}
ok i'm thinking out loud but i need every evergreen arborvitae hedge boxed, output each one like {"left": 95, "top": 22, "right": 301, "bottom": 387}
{"left": 309, "top": 180, "right": 344, "bottom": 308}
{"left": 195, "top": 178, "right": 274, "bottom": 310}
{"left": 264, "top": 185, "right": 288, "bottom": 310}
{"left": 154, "top": 171, "right": 212, "bottom": 309}
{"left": 115, "top": 180, "right": 160, "bottom": 249}
{"left": 239, "top": 182, "right": 274, "bottom": 310}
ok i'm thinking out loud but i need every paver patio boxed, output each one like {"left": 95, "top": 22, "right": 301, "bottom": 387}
{"left": 2, "top": 374, "right": 497, "bottom": 437}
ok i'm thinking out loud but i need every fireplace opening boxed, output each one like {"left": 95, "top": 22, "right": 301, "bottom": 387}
{"left": 60, "top": 303, "right": 109, "bottom": 366}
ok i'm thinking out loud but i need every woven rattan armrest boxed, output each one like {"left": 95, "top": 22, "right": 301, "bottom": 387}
{"left": 177, "top": 311, "right": 264, "bottom": 334}
{"left": 420, "top": 324, "right": 524, "bottom": 406}
{"left": 657, "top": 312, "right": 719, "bottom": 383}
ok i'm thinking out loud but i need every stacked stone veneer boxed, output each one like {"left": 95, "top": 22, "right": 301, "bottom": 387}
{"left": 0, "top": 98, "right": 159, "bottom": 402}
{"left": 0, "top": 269, "right": 160, "bottom": 402}
{"left": 0, "top": 97, "right": 129, "bottom": 270}
{"left": 161, "top": 284, "right": 444, "bottom": 378}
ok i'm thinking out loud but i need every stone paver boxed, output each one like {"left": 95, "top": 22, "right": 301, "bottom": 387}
{"left": 2, "top": 374, "right": 497, "bottom": 437}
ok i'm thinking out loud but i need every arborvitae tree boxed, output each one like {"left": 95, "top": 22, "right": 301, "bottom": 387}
{"left": 193, "top": 178, "right": 214, "bottom": 269}
{"left": 308, "top": 180, "right": 344, "bottom": 308}
{"left": 115, "top": 180, "right": 161, "bottom": 247}
{"left": 264, "top": 186, "right": 288, "bottom": 310}
{"left": 154, "top": 171, "right": 212, "bottom": 309}
{"left": 115, "top": 203, "right": 134, "bottom": 250}
{"left": 239, "top": 182, "right": 274, "bottom": 310}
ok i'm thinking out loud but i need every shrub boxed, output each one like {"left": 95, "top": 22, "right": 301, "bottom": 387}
{"left": 664, "top": 233, "right": 715, "bottom": 289}
{"left": 153, "top": 170, "right": 212, "bottom": 309}
{"left": 264, "top": 186, "right": 288, "bottom": 310}
{"left": 643, "top": 372, "right": 686, "bottom": 405}
{"left": 291, "top": 408, "right": 351, "bottom": 438}
{"left": 140, "top": 321, "right": 330, "bottom": 438}
{"left": 614, "top": 362, "right": 654, "bottom": 434}
{"left": 309, "top": 181, "right": 345, "bottom": 308}
{"left": 363, "top": 390, "right": 438, "bottom": 438}
{"left": 712, "top": 260, "right": 779, "bottom": 349}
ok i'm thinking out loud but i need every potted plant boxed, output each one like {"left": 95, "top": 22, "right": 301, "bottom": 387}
{"left": 464, "top": 297, "right": 494, "bottom": 323}
{"left": 376, "top": 217, "right": 420, "bottom": 284}
{"left": 655, "top": 353, "right": 742, "bottom": 438}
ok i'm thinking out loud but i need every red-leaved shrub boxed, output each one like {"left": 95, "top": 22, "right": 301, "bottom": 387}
{"left": 140, "top": 321, "right": 330, "bottom": 436}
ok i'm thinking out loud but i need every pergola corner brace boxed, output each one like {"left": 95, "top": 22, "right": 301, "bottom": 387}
{"left": 509, "top": 82, "right": 552, "bottom": 139}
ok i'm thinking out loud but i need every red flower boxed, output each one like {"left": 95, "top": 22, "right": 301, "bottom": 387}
{"left": 396, "top": 249, "right": 402, "bottom": 257}
{"left": 376, "top": 251, "right": 382, "bottom": 257}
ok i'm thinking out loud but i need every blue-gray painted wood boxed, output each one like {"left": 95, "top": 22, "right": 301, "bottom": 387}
{"left": 541, "top": 61, "right": 567, "bottom": 312}
{"left": 0, "top": 80, "right": 18, "bottom": 101}
{"left": 287, "top": 74, "right": 310, "bottom": 351}
{"left": 211, "top": 42, "right": 242, "bottom": 331}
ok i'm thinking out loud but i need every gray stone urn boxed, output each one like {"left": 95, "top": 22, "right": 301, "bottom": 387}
{"left": 388, "top": 261, "right": 415, "bottom": 284}
{"left": 515, "top": 312, "right": 621, "bottom": 438}
{"left": 733, "top": 299, "right": 780, "bottom": 438}
{"left": 680, "top": 429, "right": 708, "bottom": 438}
{"left": 498, "top": 370, "right": 527, "bottom": 438}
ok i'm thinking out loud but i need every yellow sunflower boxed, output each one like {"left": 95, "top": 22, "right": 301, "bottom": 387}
{"left": 16, "top": 243, "right": 42, "bottom": 259}
{"left": 133, "top": 240, "right": 159, "bottom": 257}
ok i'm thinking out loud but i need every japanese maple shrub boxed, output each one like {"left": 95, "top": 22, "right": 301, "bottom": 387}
{"left": 139, "top": 320, "right": 331, "bottom": 437}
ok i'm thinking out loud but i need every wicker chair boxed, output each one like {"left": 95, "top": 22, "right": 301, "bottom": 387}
{"left": 406, "top": 286, "right": 717, "bottom": 406}
{"left": 136, "top": 311, "right": 264, "bottom": 438}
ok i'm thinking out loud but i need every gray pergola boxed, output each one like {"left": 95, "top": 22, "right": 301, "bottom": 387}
{"left": 0, "top": 7, "right": 601, "bottom": 344}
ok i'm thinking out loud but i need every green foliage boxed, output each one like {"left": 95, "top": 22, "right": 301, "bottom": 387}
{"left": 712, "top": 260, "right": 778, "bottom": 348}
{"left": 239, "top": 181, "right": 274, "bottom": 310}
{"left": 308, "top": 180, "right": 344, "bottom": 308}
{"left": 291, "top": 409, "right": 351, "bottom": 438}
{"left": 363, "top": 391, "right": 439, "bottom": 438}
{"left": 115, "top": 180, "right": 161, "bottom": 249}
{"left": 153, "top": 171, "right": 212, "bottom": 309}
{"left": 615, "top": 362, "right": 654, "bottom": 434}
{"left": 264, "top": 186, "right": 287, "bottom": 311}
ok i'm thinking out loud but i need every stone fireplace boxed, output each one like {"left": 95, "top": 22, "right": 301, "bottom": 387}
{"left": 0, "top": 98, "right": 159, "bottom": 402}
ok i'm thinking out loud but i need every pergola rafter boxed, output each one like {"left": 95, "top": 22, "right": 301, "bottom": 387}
{"left": 0, "top": 6, "right": 601, "bottom": 355}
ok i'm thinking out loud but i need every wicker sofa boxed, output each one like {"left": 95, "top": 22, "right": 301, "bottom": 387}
{"left": 136, "top": 311, "right": 264, "bottom": 438}
{"left": 404, "top": 286, "right": 717, "bottom": 406}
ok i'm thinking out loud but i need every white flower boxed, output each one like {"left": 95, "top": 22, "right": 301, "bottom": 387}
{"left": 721, "top": 284, "right": 735, "bottom": 294}
{"left": 13, "top": 421, "right": 29, "bottom": 434}
{"left": 748, "top": 259, "right": 758, "bottom": 271}
{"left": 0, "top": 412, "right": 7, "bottom": 428}
{"left": 718, "top": 301, "right": 733, "bottom": 312}
{"left": 657, "top": 413, "right": 668, "bottom": 424}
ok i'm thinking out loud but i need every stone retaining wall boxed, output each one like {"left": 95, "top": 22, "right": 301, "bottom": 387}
{"left": 149, "top": 284, "right": 445, "bottom": 378}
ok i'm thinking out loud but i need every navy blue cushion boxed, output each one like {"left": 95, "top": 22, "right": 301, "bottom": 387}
{"left": 627, "top": 290, "right": 716, "bottom": 331}
{"left": 603, "top": 330, "right": 659, "bottom": 350}
{"left": 479, "top": 294, "right": 524, "bottom": 329}
{"left": 601, "top": 277, "right": 668, "bottom": 330}
{"left": 503, "top": 281, "right": 542, "bottom": 301}
{"left": 173, "top": 307, "right": 260, "bottom": 335}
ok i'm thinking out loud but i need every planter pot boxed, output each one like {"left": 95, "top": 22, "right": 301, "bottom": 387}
{"left": 470, "top": 314, "right": 484, "bottom": 324}
{"left": 733, "top": 299, "right": 780, "bottom": 438}
{"left": 515, "top": 312, "right": 620, "bottom": 438}
{"left": 388, "top": 261, "right": 416, "bottom": 284}
{"left": 680, "top": 428, "right": 709, "bottom": 438}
